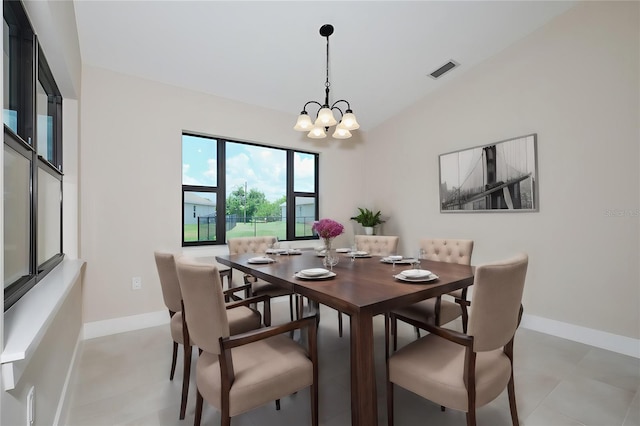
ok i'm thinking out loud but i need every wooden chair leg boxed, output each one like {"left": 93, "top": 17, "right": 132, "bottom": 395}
{"left": 311, "top": 378, "right": 319, "bottom": 426}
{"left": 387, "top": 381, "right": 394, "bottom": 426}
{"left": 466, "top": 409, "right": 476, "bottom": 426}
{"left": 180, "top": 344, "right": 192, "bottom": 420}
{"left": 414, "top": 326, "right": 421, "bottom": 339}
{"left": 338, "top": 311, "right": 343, "bottom": 337}
{"left": 275, "top": 399, "right": 281, "bottom": 410}
{"left": 289, "top": 295, "right": 295, "bottom": 321}
{"left": 508, "top": 369, "right": 520, "bottom": 426}
{"left": 170, "top": 341, "right": 178, "bottom": 380}
{"left": 441, "top": 405, "right": 446, "bottom": 411}
{"left": 391, "top": 315, "right": 398, "bottom": 352}
{"left": 194, "top": 390, "right": 204, "bottom": 426}
{"left": 461, "top": 302, "right": 469, "bottom": 333}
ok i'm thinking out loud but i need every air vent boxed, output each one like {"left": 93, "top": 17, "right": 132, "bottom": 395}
{"left": 428, "top": 60, "right": 459, "bottom": 79}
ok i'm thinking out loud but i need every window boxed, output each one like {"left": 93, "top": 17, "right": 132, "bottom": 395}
{"left": 182, "top": 133, "right": 319, "bottom": 245}
{"left": 3, "top": 0, "right": 63, "bottom": 311}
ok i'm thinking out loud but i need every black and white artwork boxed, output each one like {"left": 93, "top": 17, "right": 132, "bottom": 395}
{"left": 439, "top": 134, "right": 538, "bottom": 212}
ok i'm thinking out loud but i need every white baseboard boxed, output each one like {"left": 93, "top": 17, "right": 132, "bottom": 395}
{"left": 83, "top": 310, "right": 169, "bottom": 340}
{"left": 81, "top": 309, "right": 639, "bottom": 359}
{"left": 520, "top": 314, "right": 639, "bottom": 359}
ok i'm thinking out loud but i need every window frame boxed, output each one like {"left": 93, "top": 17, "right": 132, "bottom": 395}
{"left": 3, "top": 0, "right": 64, "bottom": 311}
{"left": 181, "top": 132, "right": 319, "bottom": 246}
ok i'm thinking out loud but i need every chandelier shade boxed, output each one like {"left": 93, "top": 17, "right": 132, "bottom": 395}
{"left": 294, "top": 24, "right": 359, "bottom": 140}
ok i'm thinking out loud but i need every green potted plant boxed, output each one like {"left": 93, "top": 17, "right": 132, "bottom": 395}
{"left": 350, "top": 208, "right": 385, "bottom": 235}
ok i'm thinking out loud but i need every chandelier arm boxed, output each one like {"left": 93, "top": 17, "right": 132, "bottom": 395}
{"left": 330, "top": 99, "right": 351, "bottom": 111}
{"left": 330, "top": 105, "right": 344, "bottom": 118}
{"left": 302, "top": 100, "right": 323, "bottom": 112}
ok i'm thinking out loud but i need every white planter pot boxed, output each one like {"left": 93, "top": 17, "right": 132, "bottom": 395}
{"left": 364, "top": 226, "right": 374, "bottom": 235}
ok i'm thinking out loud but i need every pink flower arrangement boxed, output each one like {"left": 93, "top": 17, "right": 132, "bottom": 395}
{"left": 312, "top": 218, "right": 344, "bottom": 239}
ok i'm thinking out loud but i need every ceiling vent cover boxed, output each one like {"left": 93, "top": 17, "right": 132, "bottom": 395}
{"left": 429, "top": 60, "right": 459, "bottom": 79}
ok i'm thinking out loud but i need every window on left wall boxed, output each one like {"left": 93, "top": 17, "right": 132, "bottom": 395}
{"left": 3, "top": 0, "right": 64, "bottom": 311}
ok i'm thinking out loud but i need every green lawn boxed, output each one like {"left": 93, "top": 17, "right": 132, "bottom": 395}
{"left": 184, "top": 220, "right": 314, "bottom": 242}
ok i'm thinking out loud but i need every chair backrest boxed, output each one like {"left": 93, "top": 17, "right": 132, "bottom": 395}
{"left": 354, "top": 235, "right": 399, "bottom": 256}
{"left": 175, "top": 257, "right": 230, "bottom": 355}
{"left": 228, "top": 236, "right": 277, "bottom": 255}
{"left": 419, "top": 239, "right": 474, "bottom": 265}
{"left": 154, "top": 251, "right": 183, "bottom": 313}
{"left": 467, "top": 253, "right": 528, "bottom": 352}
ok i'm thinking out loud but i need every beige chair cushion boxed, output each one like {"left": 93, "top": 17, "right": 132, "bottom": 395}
{"left": 251, "top": 279, "right": 294, "bottom": 298}
{"left": 420, "top": 239, "right": 474, "bottom": 265}
{"left": 154, "top": 251, "right": 183, "bottom": 313}
{"left": 392, "top": 298, "right": 462, "bottom": 326}
{"left": 389, "top": 334, "right": 511, "bottom": 412}
{"left": 176, "top": 257, "right": 231, "bottom": 355}
{"left": 196, "top": 334, "right": 313, "bottom": 417}
{"left": 468, "top": 253, "right": 528, "bottom": 351}
{"left": 226, "top": 306, "right": 262, "bottom": 335}
{"left": 419, "top": 238, "right": 474, "bottom": 301}
{"left": 228, "top": 236, "right": 276, "bottom": 255}
{"left": 170, "top": 311, "right": 187, "bottom": 345}
{"left": 355, "top": 235, "right": 399, "bottom": 256}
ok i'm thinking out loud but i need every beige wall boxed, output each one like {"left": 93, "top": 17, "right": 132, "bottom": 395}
{"left": 366, "top": 1, "right": 639, "bottom": 339}
{"left": 1, "top": 277, "right": 83, "bottom": 426}
{"left": 79, "top": 1, "right": 638, "bottom": 342}
{"left": 79, "top": 67, "right": 366, "bottom": 323}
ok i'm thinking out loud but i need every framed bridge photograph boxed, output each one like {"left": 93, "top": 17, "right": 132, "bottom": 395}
{"left": 439, "top": 134, "right": 538, "bottom": 212}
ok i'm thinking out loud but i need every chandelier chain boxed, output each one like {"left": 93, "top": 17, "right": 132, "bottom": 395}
{"left": 325, "top": 36, "right": 331, "bottom": 90}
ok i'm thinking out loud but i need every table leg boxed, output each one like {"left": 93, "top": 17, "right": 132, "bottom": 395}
{"left": 350, "top": 311, "right": 377, "bottom": 426}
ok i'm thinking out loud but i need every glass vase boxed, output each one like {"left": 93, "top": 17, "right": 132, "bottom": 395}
{"left": 322, "top": 238, "right": 339, "bottom": 270}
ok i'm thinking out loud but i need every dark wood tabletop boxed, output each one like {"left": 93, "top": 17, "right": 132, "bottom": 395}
{"left": 216, "top": 250, "right": 475, "bottom": 426}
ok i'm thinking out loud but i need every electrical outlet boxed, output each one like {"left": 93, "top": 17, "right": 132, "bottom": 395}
{"left": 26, "top": 386, "right": 35, "bottom": 426}
{"left": 132, "top": 276, "right": 142, "bottom": 290}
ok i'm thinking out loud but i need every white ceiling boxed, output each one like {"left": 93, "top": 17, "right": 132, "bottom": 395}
{"left": 73, "top": 1, "right": 577, "bottom": 131}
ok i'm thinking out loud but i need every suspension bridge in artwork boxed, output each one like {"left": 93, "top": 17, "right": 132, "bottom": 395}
{"left": 441, "top": 141, "right": 535, "bottom": 211}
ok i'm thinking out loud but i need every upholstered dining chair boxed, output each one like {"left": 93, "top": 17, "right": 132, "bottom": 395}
{"left": 154, "top": 252, "right": 265, "bottom": 420}
{"left": 354, "top": 235, "right": 400, "bottom": 257}
{"left": 175, "top": 257, "right": 318, "bottom": 426}
{"left": 390, "top": 238, "right": 474, "bottom": 350}
{"left": 332, "top": 235, "right": 400, "bottom": 337}
{"left": 227, "top": 236, "right": 298, "bottom": 321}
{"left": 386, "top": 253, "right": 528, "bottom": 426}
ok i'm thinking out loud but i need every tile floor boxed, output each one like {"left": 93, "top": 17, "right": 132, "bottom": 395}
{"left": 66, "top": 302, "right": 639, "bottom": 426}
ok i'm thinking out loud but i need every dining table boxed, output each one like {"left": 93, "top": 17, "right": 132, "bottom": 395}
{"left": 215, "top": 249, "right": 475, "bottom": 426}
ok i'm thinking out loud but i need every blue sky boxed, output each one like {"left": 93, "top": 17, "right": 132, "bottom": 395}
{"left": 182, "top": 135, "right": 315, "bottom": 202}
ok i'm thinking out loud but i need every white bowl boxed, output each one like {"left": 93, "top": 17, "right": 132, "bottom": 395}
{"left": 400, "top": 269, "right": 431, "bottom": 279}
{"left": 388, "top": 255, "right": 403, "bottom": 261}
{"left": 299, "top": 268, "right": 330, "bottom": 277}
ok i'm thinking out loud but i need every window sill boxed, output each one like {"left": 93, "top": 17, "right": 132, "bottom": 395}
{"left": 1, "top": 259, "right": 85, "bottom": 390}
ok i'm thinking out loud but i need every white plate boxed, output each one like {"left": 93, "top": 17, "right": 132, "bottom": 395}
{"left": 400, "top": 269, "right": 432, "bottom": 279}
{"left": 381, "top": 257, "right": 417, "bottom": 264}
{"left": 394, "top": 273, "right": 438, "bottom": 283}
{"left": 350, "top": 251, "right": 371, "bottom": 258}
{"left": 299, "top": 268, "right": 330, "bottom": 277}
{"left": 295, "top": 271, "right": 336, "bottom": 280}
{"left": 247, "top": 257, "right": 275, "bottom": 264}
{"left": 266, "top": 248, "right": 288, "bottom": 254}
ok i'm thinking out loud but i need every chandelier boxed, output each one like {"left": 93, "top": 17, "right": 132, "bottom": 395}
{"left": 293, "top": 24, "right": 360, "bottom": 139}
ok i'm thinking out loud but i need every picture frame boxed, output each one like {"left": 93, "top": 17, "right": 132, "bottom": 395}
{"left": 439, "top": 134, "right": 538, "bottom": 212}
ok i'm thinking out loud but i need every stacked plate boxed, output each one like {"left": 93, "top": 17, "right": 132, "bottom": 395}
{"left": 350, "top": 251, "right": 371, "bottom": 258}
{"left": 295, "top": 268, "right": 336, "bottom": 280}
{"left": 381, "top": 256, "right": 417, "bottom": 264}
{"left": 394, "top": 269, "right": 438, "bottom": 283}
{"left": 247, "top": 256, "right": 275, "bottom": 264}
